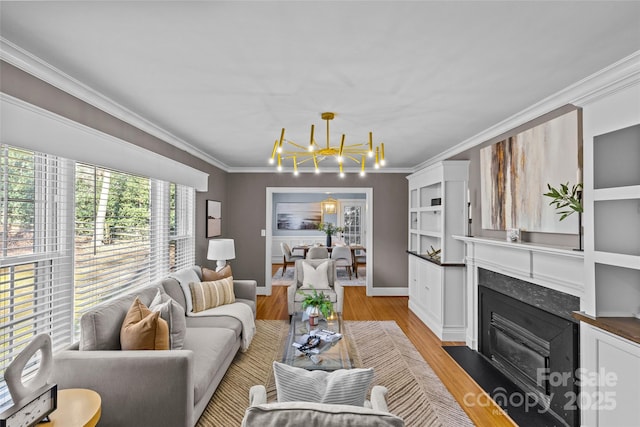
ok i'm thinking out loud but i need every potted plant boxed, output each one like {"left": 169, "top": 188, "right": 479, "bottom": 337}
{"left": 298, "top": 286, "right": 334, "bottom": 326}
{"left": 317, "top": 222, "right": 344, "bottom": 247}
{"left": 543, "top": 182, "right": 584, "bottom": 250}
{"left": 543, "top": 182, "right": 583, "bottom": 220}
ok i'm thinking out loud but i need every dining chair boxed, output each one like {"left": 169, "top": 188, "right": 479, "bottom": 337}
{"left": 306, "top": 246, "right": 329, "bottom": 259}
{"left": 281, "top": 242, "right": 304, "bottom": 276}
{"left": 354, "top": 249, "right": 366, "bottom": 278}
{"left": 331, "top": 245, "right": 353, "bottom": 279}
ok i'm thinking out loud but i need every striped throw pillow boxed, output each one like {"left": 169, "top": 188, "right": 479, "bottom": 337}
{"left": 273, "top": 361, "right": 374, "bottom": 407}
{"left": 189, "top": 276, "right": 235, "bottom": 313}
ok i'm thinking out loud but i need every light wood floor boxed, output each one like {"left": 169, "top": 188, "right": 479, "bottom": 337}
{"left": 259, "top": 266, "right": 517, "bottom": 426}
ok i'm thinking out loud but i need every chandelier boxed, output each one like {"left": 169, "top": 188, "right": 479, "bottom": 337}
{"left": 268, "top": 112, "right": 386, "bottom": 177}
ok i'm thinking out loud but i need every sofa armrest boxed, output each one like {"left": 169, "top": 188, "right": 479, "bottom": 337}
{"left": 234, "top": 279, "right": 257, "bottom": 302}
{"left": 370, "top": 385, "right": 390, "bottom": 412}
{"left": 249, "top": 385, "right": 268, "bottom": 406}
{"left": 53, "top": 350, "right": 194, "bottom": 427}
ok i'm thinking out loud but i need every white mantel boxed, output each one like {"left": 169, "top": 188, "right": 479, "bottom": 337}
{"left": 453, "top": 235, "right": 585, "bottom": 349}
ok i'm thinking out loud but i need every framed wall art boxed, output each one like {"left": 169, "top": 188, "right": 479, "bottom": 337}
{"left": 207, "top": 200, "right": 222, "bottom": 237}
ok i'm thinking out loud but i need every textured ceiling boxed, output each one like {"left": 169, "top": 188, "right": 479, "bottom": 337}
{"left": 1, "top": 1, "right": 639, "bottom": 172}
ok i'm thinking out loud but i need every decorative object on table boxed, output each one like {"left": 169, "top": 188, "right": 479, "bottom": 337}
{"left": 298, "top": 286, "right": 334, "bottom": 327}
{"left": 317, "top": 222, "right": 344, "bottom": 247}
{"left": 506, "top": 228, "right": 521, "bottom": 242}
{"left": 206, "top": 200, "right": 222, "bottom": 238}
{"left": 268, "top": 111, "right": 386, "bottom": 176}
{"left": 543, "top": 181, "right": 584, "bottom": 251}
{"left": 0, "top": 334, "right": 57, "bottom": 426}
{"left": 207, "top": 238, "right": 236, "bottom": 272}
{"left": 425, "top": 246, "right": 441, "bottom": 261}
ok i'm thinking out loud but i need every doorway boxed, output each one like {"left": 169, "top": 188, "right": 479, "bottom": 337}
{"left": 265, "top": 187, "right": 373, "bottom": 296}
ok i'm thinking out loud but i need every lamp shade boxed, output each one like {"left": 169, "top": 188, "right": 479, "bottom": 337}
{"left": 207, "top": 239, "right": 236, "bottom": 261}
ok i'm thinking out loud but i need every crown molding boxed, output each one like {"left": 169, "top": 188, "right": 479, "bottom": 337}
{"left": 413, "top": 49, "right": 640, "bottom": 172}
{"left": 0, "top": 37, "right": 230, "bottom": 172}
{"left": 226, "top": 166, "right": 413, "bottom": 174}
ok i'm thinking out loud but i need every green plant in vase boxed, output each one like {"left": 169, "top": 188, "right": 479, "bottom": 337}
{"left": 298, "top": 286, "right": 334, "bottom": 326}
{"left": 317, "top": 222, "right": 344, "bottom": 247}
{"left": 544, "top": 181, "right": 584, "bottom": 251}
{"left": 543, "top": 182, "right": 583, "bottom": 220}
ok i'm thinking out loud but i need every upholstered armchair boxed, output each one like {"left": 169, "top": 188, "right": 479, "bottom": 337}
{"left": 242, "top": 385, "right": 404, "bottom": 426}
{"left": 287, "top": 259, "right": 343, "bottom": 316}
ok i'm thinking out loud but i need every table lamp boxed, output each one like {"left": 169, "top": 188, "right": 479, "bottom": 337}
{"left": 207, "top": 238, "right": 236, "bottom": 272}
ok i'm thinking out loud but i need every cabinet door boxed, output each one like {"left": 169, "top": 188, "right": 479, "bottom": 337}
{"left": 424, "top": 262, "right": 443, "bottom": 323}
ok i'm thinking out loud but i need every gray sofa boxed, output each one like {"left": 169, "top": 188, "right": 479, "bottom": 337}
{"left": 52, "top": 266, "right": 257, "bottom": 427}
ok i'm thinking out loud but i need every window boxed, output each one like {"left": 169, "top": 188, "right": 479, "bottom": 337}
{"left": 0, "top": 145, "right": 195, "bottom": 407}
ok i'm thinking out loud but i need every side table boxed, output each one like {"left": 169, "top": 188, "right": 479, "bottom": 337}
{"left": 39, "top": 388, "right": 101, "bottom": 427}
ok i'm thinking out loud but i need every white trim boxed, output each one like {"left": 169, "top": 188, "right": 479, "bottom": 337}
{"left": 368, "top": 287, "right": 409, "bottom": 297}
{"left": 0, "top": 93, "right": 209, "bottom": 191}
{"left": 414, "top": 50, "right": 640, "bottom": 172}
{"left": 265, "top": 187, "right": 374, "bottom": 297}
{"left": 0, "top": 37, "right": 229, "bottom": 172}
{"left": 227, "top": 166, "right": 413, "bottom": 174}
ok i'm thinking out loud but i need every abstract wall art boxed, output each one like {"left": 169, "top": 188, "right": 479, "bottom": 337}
{"left": 480, "top": 109, "right": 581, "bottom": 233}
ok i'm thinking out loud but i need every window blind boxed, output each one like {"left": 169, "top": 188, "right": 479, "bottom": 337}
{"left": 0, "top": 145, "right": 196, "bottom": 408}
{"left": 0, "top": 146, "right": 74, "bottom": 407}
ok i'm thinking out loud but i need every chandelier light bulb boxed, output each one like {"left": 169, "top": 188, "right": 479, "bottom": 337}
{"left": 360, "top": 170, "right": 366, "bottom": 177}
{"left": 268, "top": 158, "right": 274, "bottom": 164}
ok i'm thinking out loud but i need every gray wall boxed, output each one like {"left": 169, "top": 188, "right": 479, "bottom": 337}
{"left": 226, "top": 173, "right": 408, "bottom": 289}
{"left": 1, "top": 60, "right": 409, "bottom": 288}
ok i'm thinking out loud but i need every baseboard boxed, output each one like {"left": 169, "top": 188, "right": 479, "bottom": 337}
{"left": 368, "top": 287, "right": 409, "bottom": 297}
{"left": 257, "top": 287, "right": 270, "bottom": 296}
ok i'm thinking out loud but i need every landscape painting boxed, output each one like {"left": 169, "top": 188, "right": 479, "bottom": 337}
{"left": 480, "top": 109, "right": 581, "bottom": 233}
{"left": 276, "top": 202, "right": 322, "bottom": 230}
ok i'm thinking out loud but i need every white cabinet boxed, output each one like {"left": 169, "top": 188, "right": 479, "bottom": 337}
{"left": 577, "top": 80, "right": 640, "bottom": 426}
{"left": 580, "top": 323, "right": 640, "bottom": 427}
{"left": 407, "top": 161, "right": 468, "bottom": 341}
{"left": 408, "top": 255, "right": 465, "bottom": 341}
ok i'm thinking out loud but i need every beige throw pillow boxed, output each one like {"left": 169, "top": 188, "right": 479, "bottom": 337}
{"left": 301, "top": 261, "right": 330, "bottom": 290}
{"left": 120, "top": 297, "right": 170, "bottom": 350}
{"left": 189, "top": 276, "right": 236, "bottom": 313}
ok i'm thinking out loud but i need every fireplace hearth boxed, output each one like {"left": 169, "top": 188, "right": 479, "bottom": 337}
{"left": 478, "top": 268, "right": 580, "bottom": 427}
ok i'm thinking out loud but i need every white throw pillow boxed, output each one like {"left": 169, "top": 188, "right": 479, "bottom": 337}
{"left": 149, "top": 288, "right": 186, "bottom": 350}
{"left": 273, "top": 361, "right": 373, "bottom": 407}
{"left": 301, "top": 261, "right": 330, "bottom": 290}
{"left": 169, "top": 267, "right": 201, "bottom": 314}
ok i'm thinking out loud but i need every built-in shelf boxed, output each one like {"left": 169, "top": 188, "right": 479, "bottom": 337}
{"left": 406, "top": 250, "right": 465, "bottom": 267}
{"left": 573, "top": 311, "right": 640, "bottom": 345}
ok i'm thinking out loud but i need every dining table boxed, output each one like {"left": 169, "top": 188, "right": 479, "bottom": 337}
{"left": 292, "top": 244, "right": 365, "bottom": 268}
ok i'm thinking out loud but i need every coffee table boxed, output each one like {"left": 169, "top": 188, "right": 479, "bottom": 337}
{"left": 282, "top": 312, "right": 353, "bottom": 371}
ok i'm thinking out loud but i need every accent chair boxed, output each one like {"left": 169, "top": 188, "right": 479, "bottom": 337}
{"left": 287, "top": 259, "right": 342, "bottom": 316}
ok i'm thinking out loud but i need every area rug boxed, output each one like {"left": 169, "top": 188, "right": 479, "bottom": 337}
{"left": 196, "top": 320, "right": 472, "bottom": 427}
{"left": 271, "top": 265, "right": 366, "bottom": 286}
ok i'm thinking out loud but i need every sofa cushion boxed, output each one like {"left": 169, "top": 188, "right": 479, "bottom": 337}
{"left": 189, "top": 276, "right": 236, "bottom": 313}
{"left": 149, "top": 288, "right": 186, "bottom": 350}
{"left": 201, "top": 265, "right": 232, "bottom": 282}
{"left": 168, "top": 266, "right": 202, "bottom": 314}
{"left": 242, "top": 402, "right": 405, "bottom": 427}
{"left": 182, "top": 327, "right": 237, "bottom": 404}
{"left": 120, "top": 297, "right": 170, "bottom": 350}
{"left": 80, "top": 286, "right": 158, "bottom": 350}
{"left": 273, "top": 362, "right": 373, "bottom": 407}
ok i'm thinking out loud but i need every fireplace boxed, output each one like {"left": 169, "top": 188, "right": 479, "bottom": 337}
{"left": 478, "top": 268, "right": 580, "bottom": 427}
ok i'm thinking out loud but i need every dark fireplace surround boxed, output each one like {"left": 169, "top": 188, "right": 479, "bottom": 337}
{"left": 478, "top": 268, "right": 580, "bottom": 427}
